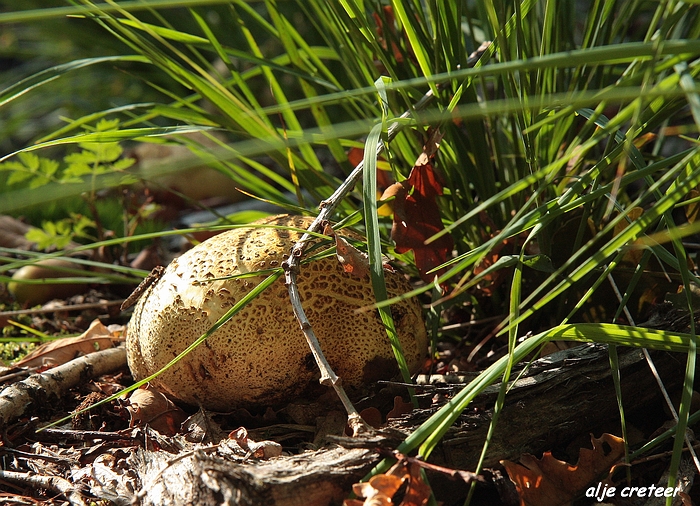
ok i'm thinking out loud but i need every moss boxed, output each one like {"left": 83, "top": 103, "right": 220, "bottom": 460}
{"left": 0, "top": 341, "right": 37, "bottom": 365}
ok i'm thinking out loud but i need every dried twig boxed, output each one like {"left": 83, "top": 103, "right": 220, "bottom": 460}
{"left": 35, "top": 427, "right": 140, "bottom": 443}
{"left": 0, "top": 470, "right": 87, "bottom": 506}
{"left": 282, "top": 95, "right": 432, "bottom": 435}
{"left": 0, "top": 346, "right": 126, "bottom": 430}
{"left": 282, "top": 44, "right": 491, "bottom": 435}
{"left": 379, "top": 448, "right": 484, "bottom": 484}
{"left": 0, "top": 300, "right": 123, "bottom": 318}
{"left": 0, "top": 447, "right": 74, "bottom": 466}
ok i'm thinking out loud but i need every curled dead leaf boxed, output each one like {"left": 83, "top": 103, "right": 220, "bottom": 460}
{"left": 345, "top": 459, "right": 431, "bottom": 506}
{"left": 126, "top": 385, "right": 188, "bottom": 436}
{"left": 501, "top": 433, "right": 625, "bottom": 506}
{"left": 229, "top": 426, "right": 283, "bottom": 459}
{"left": 323, "top": 222, "right": 379, "bottom": 279}
{"left": 335, "top": 234, "right": 371, "bottom": 279}
{"left": 386, "top": 396, "right": 414, "bottom": 420}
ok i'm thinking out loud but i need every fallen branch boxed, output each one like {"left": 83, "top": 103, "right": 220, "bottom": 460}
{"left": 0, "top": 470, "right": 87, "bottom": 506}
{"left": 0, "top": 346, "right": 126, "bottom": 430}
{"left": 0, "top": 300, "right": 123, "bottom": 318}
{"left": 131, "top": 445, "right": 378, "bottom": 506}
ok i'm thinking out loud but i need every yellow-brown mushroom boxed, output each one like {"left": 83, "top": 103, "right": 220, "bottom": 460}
{"left": 126, "top": 214, "right": 427, "bottom": 410}
{"left": 9, "top": 259, "right": 88, "bottom": 307}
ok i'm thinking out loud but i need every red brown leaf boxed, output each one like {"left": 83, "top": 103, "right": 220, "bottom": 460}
{"left": 323, "top": 222, "right": 371, "bottom": 279}
{"left": 345, "top": 459, "right": 432, "bottom": 506}
{"left": 347, "top": 147, "right": 393, "bottom": 190}
{"left": 386, "top": 395, "right": 414, "bottom": 420}
{"left": 402, "top": 460, "right": 431, "bottom": 506}
{"left": 389, "top": 129, "right": 452, "bottom": 286}
{"left": 501, "top": 433, "right": 625, "bottom": 506}
{"left": 126, "top": 385, "right": 188, "bottom": 436}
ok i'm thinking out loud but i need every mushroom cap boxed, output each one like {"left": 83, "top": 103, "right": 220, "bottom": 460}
{"left": 126, "top": 214, "right": 427, "bottom": 410}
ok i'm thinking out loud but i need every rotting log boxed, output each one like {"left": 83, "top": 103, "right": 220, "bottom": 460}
{"left": 408, "top": 343, "right": 688, "bottom": 470}
{"left": 130, "top": 445, "right": 378, "bottom": 506}
{"left": 128, "top": 342, "right": 692, "bottom": 506}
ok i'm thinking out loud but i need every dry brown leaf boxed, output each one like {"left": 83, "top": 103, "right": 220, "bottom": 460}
{"left": 335, "top": 235, "right": 371, "bottom": 279}
{"left": 403, "top": 459, "right": 431, "bottom": 506}
{"left": 14, "top": 319, "right": 121, "bottom": 369}
{"left": 228, "top": 426, "right": 283, "bottom": 459}
{"left": 389, "top": 129, "right": 453, "bottom": 287}
{"left": 359, "top": 407, "right": 383, "bottom": 429}
{"left": 346, "top": 459, "right": 432, "bottom": 506}
{"left": 684, "top": 189, "right": 700, "bottom": 224}
{"left": 182, "top": 408, "right": 227, "bottom": 444}
{"left": 472, "top": 239, "right": 509, "bottom": 297}
{"left": 501, "top": 433, "right": 625, "bottom": 506}
{"left": 323, "top": 222, "right": 371, "bottom": 279}
{"left": 127, "top": 385, "right": 188, "bottom": 436}
{"left": 356, "top": 474, "right": 404, "bottom": 500}
{"left": 614, "top": 207, "right": 644, "bottom": 265}
{"left": 386, "top": 396, "right": 414, "bottom": 420}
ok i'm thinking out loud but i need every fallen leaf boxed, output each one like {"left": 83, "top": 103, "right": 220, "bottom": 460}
{"left": 353, "top": 474, "right": 404, "bottom": 503}
{"left": 386, "top": 396, "right": 414, "bottom": 420}
{"left": 614, "top": 207, "right": 644, "bottom": 265}
{"left": 14, "top": 319, "right": 121, "bottom": 369}
{"left": 371, "top": 5, "right": 416, "bottom": 66}
{"left": 388, "top": 129, "right": 453, "bottom": 286}
{"left": 685, "top": 190, "right": 700, "bottom": 223}
{"left": 360, "top": 407, "right": 383, "bottom": 429}
{"left": 182, "top": 408, "right": 227, "bottom": 444}
{"left": 345, "top": 459, "right": 432, "bottom": 506}
{"left": 228, "top": 426, "right": 283, "bottom": 459}
{"left": 472, "top": 239, "right": 509, "bottom": 297}
{"left": 403, "top": 459, "right": 431, "bottom": 506}
{"left": 335, "top": 233, "right": 371, "bottom": 279}
{"left": 347, "top": 147, "right": 393, "bottom": 189}
{"left": 126, "top": 385, "right": 188, "bottom": 436}
{"left": 501, "top": 433, "right": 625, "bottom": 506}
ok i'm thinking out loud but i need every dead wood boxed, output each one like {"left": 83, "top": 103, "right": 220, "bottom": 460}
{"left": 0, "top": 469, "right": 87, "bottom": 506}
{"left": 410, "top": 343, "right": 688, "bottom": 473}
{"left": 0, "top": 346, "right": 126, "bottom": 429}
{"left": 131, "top": 445, "right": 378, "bottom": 506}
{"left": 119, "top": 343, "right": 690, "bottom": 506}
{"left": 0, "top": 336, "right": 691, "bottom": 505}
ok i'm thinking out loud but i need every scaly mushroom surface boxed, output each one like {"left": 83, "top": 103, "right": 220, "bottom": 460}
{"left": 126, "top": 214, "right": 427, "bottom": 410}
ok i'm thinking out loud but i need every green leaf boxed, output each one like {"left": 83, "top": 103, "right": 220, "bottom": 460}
{"left": 522, "top": 254, "right": 554, "bottom": 272}
{"left": 62, "top": 163, "right": 92, "bottom": 179}
{"left": 6, "top": 170, "right": 33, "bottom": 186}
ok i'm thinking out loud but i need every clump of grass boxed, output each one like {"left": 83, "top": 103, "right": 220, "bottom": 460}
{"left": 2, "top": 0, "right": 700, "bottom": 501}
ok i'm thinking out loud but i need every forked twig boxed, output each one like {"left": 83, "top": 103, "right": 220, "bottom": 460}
{"left": 282, "top": 93, "right": 434, "bottom": 435}
{"left": 282, "top": 44, "right": 491, "bottom": 435}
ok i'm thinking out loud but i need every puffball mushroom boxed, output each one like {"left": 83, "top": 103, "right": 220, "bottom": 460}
{"left": 9, "top": 259, "right": 88, "bottom": 306}
{"left": 126, "top": 214, "right": 427, "bottom": 411}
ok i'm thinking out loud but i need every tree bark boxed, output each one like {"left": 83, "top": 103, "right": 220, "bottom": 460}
{"left": 412, "top": 343, "right": 685, "bottom": 470}
{"left": 131, "top": 445, "right": 378, "bottom": 506}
